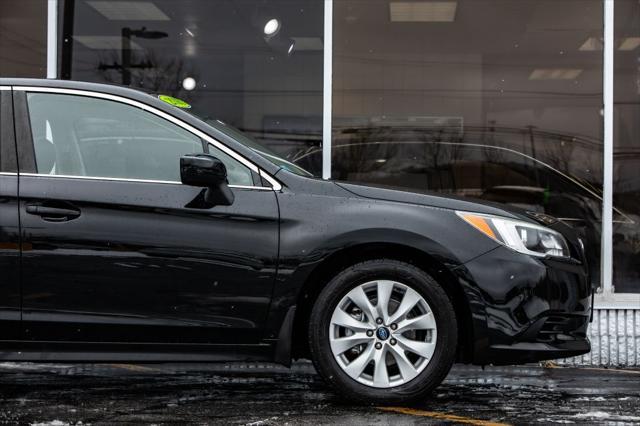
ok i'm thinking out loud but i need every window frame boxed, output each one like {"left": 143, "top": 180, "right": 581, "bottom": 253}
{"left": 13, "top": 86, "right": 282, "bottom": 192}
{"left": 0, "top": 86, "right": 17, "bottom": 174}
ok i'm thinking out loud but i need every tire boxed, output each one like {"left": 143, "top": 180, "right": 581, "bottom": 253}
{"left": 308, "top": 259, "right": 457, "bottom": 404}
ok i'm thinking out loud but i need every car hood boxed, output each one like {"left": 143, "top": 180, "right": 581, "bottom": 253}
{"left": 334, "top": 181, "right": 542, "bottom": 223}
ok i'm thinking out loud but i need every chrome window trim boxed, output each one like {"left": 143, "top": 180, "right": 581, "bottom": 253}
{"left": 14, "top": 86, "right": 283, "bottom": 191}
{"left": 18, "top": 172, "right": 272, "bottom": 191}
{"left": 0, "top": 86, "right": 11, "bottom": 91}
{"left": 229, "top": 184, "right": 272, "bottom": 191}
{"left": 0, "top": 172, "right": 18, "bottom": 176}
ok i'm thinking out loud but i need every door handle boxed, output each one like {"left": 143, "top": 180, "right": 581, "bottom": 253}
{"left": 25, "top": 204, "right": 81, "bottom": 222}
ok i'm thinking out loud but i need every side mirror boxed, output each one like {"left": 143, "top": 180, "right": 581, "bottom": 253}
{"left": 180, "top": 154, "right": 234, "bottom": 206}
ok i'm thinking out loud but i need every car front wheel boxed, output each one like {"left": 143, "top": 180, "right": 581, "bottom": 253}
{"left": 308, "top": 259, "right": 458, "bottom": 404}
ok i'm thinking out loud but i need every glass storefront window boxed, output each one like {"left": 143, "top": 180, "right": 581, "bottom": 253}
{"left": 613, "top": 0, "right": 640, "bottom": 293}
{"left": 59, "top": 0, "right": 324, "bottom": 176}
{"left": 330, "top": 0, "right": 604, "bottom": 288}
{"left": 21, "top": 0, "right": 634, "bottom": 294}
{"left": 0, "top": 0, "right": 46, "bottom": 77}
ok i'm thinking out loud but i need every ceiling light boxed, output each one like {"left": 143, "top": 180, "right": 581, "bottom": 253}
{"left": 182, "top": 77, "right": 196, "bottom": 91}
{"left": 264, "top": 18, "right": 281, "bottom": 36}
{"left": 529, "top": 69, "right": 583, "bottom": 80}
{"left": 579, "top": 37, "right": 603, "bottom": 51}
{"left": 73, "top": 35, "right": 143, "bottom": 50}
{"left": 389, "top": 1, "right": 457, "bottom": 22}
{"left": 291, "top": 37, "right": 323, "bottom": 51}
{"left": 619, "top": 37, "right": 640, "bottom": 51}
{"left": 87, "top": 1, "right": 170, "bottom": 21}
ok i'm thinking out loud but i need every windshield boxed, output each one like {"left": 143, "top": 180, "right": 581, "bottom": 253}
{"left": 187, "top": 109, "right": 313, "bottom": 177}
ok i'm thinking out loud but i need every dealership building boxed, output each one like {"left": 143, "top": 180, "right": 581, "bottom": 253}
{"left": 0, "top": 0, "right": 639, "bottom": 365}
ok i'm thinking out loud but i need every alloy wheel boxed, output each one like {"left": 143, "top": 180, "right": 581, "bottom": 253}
{"left": 328, "top": 280, "right": 438, "bottom": 388}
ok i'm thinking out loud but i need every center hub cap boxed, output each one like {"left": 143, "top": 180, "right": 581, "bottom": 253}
{"left": 376, "top": 327, "right": 390, "bottom": 341}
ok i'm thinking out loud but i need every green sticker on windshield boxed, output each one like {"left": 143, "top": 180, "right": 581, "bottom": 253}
{"left": 158, "top": 95, "right": 191, "bottom": 109}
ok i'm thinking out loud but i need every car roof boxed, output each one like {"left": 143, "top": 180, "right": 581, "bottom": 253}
{"left": 0, "top": 78, "right": 152, "bottom": 98}
{"left": 0, "top": 78, "right": 281, "bottom": 177}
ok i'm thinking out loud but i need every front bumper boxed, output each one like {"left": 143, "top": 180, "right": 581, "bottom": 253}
{"left": 454, "top": 245, "right": 591, "bottom": 365}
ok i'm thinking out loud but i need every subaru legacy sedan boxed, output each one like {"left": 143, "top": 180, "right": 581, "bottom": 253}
{"left": 0, "top": 79, "right": 591, "bottom": 403}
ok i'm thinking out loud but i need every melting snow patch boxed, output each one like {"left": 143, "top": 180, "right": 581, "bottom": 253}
{"left": 0, "top": 363, "right": 71, "bottom": 371}
{"left": 245, "top": 417, "right": 278, "bottom": 426}
{"left": 572, "top": 412, "right": 611, "bottom": 419}
{"left": 572, "top": 412, "right": 640, "bottom": 422}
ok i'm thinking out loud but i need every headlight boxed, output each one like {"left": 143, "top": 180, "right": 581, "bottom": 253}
{"left": 456, "top": 211, "right": 570, "bottom": 258}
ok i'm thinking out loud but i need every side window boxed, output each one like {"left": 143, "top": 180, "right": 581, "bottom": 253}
{"left": 26, "top": 93, "right": 253, "bottom": 186}
{"left": 207, "top": 143, "right": 254, "bottom": 186}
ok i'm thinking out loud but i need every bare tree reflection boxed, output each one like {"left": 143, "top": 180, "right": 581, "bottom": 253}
{"left": 97, "top": 50, "right": 199, "bottom": 99}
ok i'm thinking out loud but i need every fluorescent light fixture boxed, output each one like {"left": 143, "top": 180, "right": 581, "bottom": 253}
{"left": 390, "top": 1, "right": 457, "bottom": 22}
{"left": 529, "top": 69, "right": 583, "bottom": 80}
{"left": 291, "top": 37, "right": 324, "bottom": 51}
{"left": 87, "top": 1, "right": 170, "bottom": 21}
{"left": 619, "top": 37, "right": 640, "bottom": 51}
{"left": 73, "top": 35, "right": 143, "bottom": 50}
{"left": 579, "top": 37, "right": 603, "bottom": 51}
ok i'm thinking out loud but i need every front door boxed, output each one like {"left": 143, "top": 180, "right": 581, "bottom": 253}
{"left": 15, "top": 89, "right": 279, "bottom": 345}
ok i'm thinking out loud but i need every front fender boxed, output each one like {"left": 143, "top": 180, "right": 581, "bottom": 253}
{"left": 263, "top": 189, "right": 499, "bottom": 343}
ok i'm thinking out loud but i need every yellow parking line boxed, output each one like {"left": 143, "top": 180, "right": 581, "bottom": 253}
{"left": 377, "top": 406, "right": 510, "bottom": 425}
{"left": 545, "top": 364, "right": 640, "bottom": 375}
{"left": 581, "top": 367, "right": 640, "bottom": 375}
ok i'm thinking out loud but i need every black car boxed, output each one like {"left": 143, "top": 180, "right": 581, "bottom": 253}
{"left": 0, "top": 79, "right": 591, "bottom": 404}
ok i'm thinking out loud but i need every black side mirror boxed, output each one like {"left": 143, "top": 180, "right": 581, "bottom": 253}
{"left": 180, "top": 154, "right": 234, "bottom": 206}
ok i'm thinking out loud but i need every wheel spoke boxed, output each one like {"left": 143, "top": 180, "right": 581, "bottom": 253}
{"left": 388, "top": 344, "right": 418, "bottom": 381}
{"left": 372, "top": 347, "right": 390, "bottom": 387}
{"left": 395, "top": 311, "right": 436, "bottom": 333}
{"left": 343, "top": 343, "right": 375, "bottom": 379}
{"left": 331, "top": 308, "right": 372, "bottom": 332}
{"left": 388, "top": 287, "right": 421, "bottom": 324}
{"left": 375, "top": 281, "right": 394, "bottom": 324}
{"left": 330, "top": 332, "right": 372, "bottom": 355}
{"left": 396, "top": 335, "right": 436, "bottom": 359}
{"left": 347, "top": 286, "right": 377, "bottom": 324}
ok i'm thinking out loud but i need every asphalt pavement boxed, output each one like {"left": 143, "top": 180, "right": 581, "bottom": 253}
{"left": 0, "top": 361, "right": 638, "bottom": 425}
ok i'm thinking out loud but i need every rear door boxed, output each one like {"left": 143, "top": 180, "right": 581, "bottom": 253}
{"left": 0, "top": 86, "right": 20, "bottom": 340}
{"left": 14, "top": 87, "right": 280, "bottom": 345}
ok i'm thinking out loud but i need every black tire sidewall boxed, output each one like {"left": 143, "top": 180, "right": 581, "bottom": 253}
{"left": 308, "top": 259, "right": 458, "bottom": 404}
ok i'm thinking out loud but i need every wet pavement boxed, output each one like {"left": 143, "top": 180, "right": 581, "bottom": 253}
{"left": 0, "top": 361, "right": 638, "bottom": 425}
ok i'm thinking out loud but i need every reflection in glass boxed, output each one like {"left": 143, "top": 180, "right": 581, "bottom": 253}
{"left": 613, "top": 0, "right": 640, "bottom": 293}
{"left": 331, "top": 0, "right": 604, "bottom": 288}
{"left": 0, "top": 0, "right": 46, "bottom": 77}
{"left": 60, "top": 0, "right": 324, "bottom": 176}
